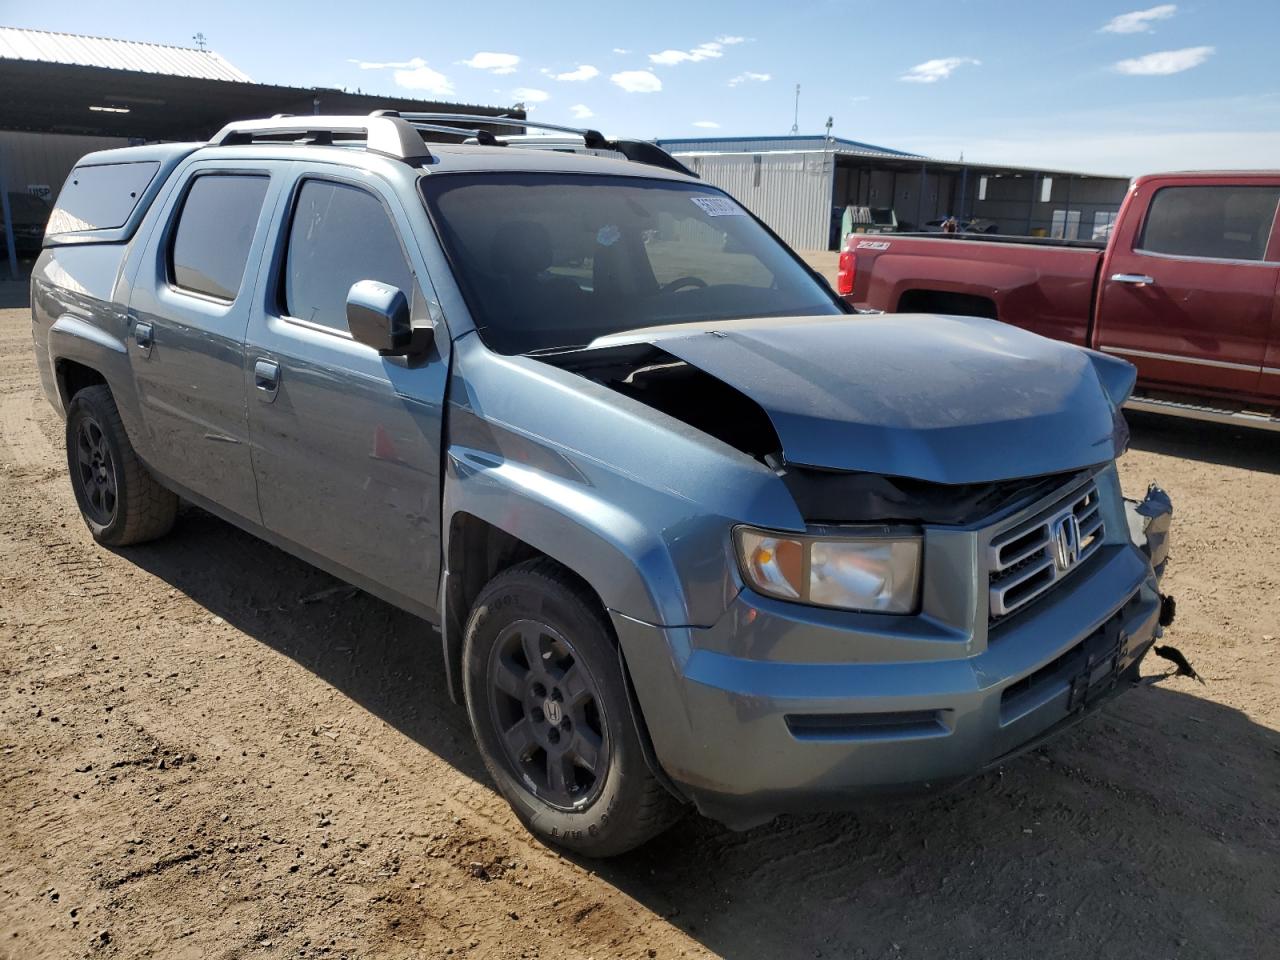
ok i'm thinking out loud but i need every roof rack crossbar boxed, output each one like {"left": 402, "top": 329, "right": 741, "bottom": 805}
{"left": 395, "top": 112, "right": 608, "bottom": 147}
{"left": 208, "top": 115, "right": 433, "bottom": 162}
{"left": 402, "top": 121, "right": 503, "bottom": 147}
{"left": 394, "top": 112, "right": 697, "bottom": 177}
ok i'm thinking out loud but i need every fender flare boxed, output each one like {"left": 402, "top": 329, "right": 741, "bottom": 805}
{"left": 437, "top": 443, "right": 694, "bottom": 702}
{"left": 46, "top": 316, "right": 151, "bottom": 446}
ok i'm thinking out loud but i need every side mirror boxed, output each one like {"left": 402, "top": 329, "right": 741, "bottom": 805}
{"left": 346, "top": 280, "right": 419, "bottom": 356}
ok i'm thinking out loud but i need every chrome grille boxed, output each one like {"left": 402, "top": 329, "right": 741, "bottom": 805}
{"left": 988, "top": 480, "right": 1105, "bottom": 621}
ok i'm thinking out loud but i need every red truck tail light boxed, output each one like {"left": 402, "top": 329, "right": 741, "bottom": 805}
{"left": 836, "top": 249, "right": 856, "bottom": 296}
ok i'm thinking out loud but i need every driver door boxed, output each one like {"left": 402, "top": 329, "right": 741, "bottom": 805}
{"left": 244, "top": 170, "right": 449, "bottom": 614}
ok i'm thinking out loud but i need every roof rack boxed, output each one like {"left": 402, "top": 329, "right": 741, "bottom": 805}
{"left": 389, "top": 111, "right": 697, "bottom": 177}
{"left": 207, "top": 111, "right": 698, "bottom": 178}
{"left": 208, "top": 114, "right": 433, "bottom": 162}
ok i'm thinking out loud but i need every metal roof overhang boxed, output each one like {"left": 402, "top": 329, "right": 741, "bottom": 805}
{"left": 0, "top": 60, "right": 517, "bottom": 141}
{"left": 674, "top": 146, "right": 1126, "bottom": 182}
{"left": 827, "top": 150, "right": 1124, "bottom": 182}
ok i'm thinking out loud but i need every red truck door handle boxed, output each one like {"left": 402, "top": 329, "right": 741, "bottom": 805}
{"left": 1111, "top": 273, "right": 1155, "bottom": 286}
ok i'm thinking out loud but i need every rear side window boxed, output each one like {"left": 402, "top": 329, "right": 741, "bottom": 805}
{"left": 284, "top": 180, "right": 413, "bottom": 333}
{"left": 170, "top": 175, "right": 270, "bottom": 301}
{"left": 1139, "top": 185, "right": 1280, "bottom": 262}
{"left": 46, "top": 161, "right": 160, "bottom": 236}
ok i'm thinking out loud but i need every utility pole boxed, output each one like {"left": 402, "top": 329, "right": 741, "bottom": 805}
{"left": 825, "top": 116, "right": 833, "bottom": 141}
{"left": 192, "top": 32, "right": 208, "bottom": 51}
{"left": 791, "top": 84, "right": 800, "bottom": 135}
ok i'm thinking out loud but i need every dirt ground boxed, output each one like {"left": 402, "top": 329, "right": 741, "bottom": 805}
{"left": 1, "top": 278, "right": 1278, "bottom": 960}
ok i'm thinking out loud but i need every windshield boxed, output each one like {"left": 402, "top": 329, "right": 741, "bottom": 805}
{"left": 420, "top": 173, "right": 844, "bottom": 354}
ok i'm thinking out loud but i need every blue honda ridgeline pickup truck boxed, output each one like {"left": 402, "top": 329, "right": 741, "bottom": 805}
{"left": 30, "top": 113, "right": 1174, "bottom": 856}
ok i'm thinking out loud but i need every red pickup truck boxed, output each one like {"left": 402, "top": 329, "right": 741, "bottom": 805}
{"left": 838, "top": 171, "right": 1280, "bottom": 430}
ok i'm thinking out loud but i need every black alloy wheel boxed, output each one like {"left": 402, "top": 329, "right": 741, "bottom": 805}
{"left": 73, "top": 415, "right": 118, "bottom": 525}
{"left": 461, "top": 558, "right": 683, "bottom": 856}
{"left": 487, "top": 618, "right": 610, "bottom": 809}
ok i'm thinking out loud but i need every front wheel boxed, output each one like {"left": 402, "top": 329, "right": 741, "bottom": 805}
{"left": 462, "top": 558, "right": 682, "bottom": 856}
{"left": 65, "top": 385, "right": 177, "bottom": 546}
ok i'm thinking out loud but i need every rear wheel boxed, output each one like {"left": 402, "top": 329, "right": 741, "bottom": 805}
{"left": 65, "top": 385, "right": 177, "bottom": 546}
{"left": 462, "top": 558, "right": 682, "bottom": 856}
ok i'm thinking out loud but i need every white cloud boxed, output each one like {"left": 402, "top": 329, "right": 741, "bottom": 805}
{"left": 553, "top": 64, "right": 599, "bottom": 82}
{"left": 649, "top": 39, "right": 734, "bottom": 66}
{"left": 1101, "top": 4, "right": 1177, "bottom": 34}
{"left": 511, "top": 87, "right": 550, "bottom": 103}
{"left": 612, "top": 48, "right": 630, "bottom": 55}
{"left": 900, "top": 57, "right": 980, "bottom": 83}
{"left": 611, "top": 70, "right": 663, "bottom": 93}
{"left": 1114, "top": 45, "right": 1213, "bottom": 75}
{"left": 349, "top": 57, "right": 454, "bottom": 95}
{"left": 728, "top": 71, "right": 771, "bottom": 86}
{"left": 693, "top": 120, "right": 720, "bottom": 129}
{"left": 461, "top": 51, "right": 520, "bottom": 74}
{"left": 569, "top": 104, "right": 594, "bottom": 120}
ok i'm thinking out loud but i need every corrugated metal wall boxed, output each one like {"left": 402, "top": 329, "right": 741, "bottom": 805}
{"left": 0, "top": 130, "right": 129, "bottom": 202}
{"left": 680, "top": 151, "right": 835, "bottom": 251}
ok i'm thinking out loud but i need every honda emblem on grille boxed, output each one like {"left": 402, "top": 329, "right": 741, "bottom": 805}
{"left": 1052, "top": 513, "right": 1083, "bottom": 573}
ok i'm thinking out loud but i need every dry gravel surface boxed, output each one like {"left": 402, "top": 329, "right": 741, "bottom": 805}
{"left": 1, "top": 283, "right": 1278, "bottom": 959}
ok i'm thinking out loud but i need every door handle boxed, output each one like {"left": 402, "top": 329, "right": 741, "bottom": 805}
{"left": 253, "top": 358, "right": 281, "bottom": 400}
{"left": 134, "top": 321, "right": 154, "bottom": 356}
{"left": 1110, "top": 273, "right": 1155, "bottom": 286}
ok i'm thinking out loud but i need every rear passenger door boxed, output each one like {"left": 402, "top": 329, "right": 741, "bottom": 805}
{"left": 1096, "top": 182, "right": 1280, "bottom": 400}
{"left": 128, "top": 162, "right": 286, "bottom": 523}
{"left": 244, "top": 171, "right": 449, "bottom": 614}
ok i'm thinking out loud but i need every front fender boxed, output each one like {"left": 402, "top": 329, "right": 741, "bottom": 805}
{"left": 444, "top": 439, "right": 716, "bottom": 630}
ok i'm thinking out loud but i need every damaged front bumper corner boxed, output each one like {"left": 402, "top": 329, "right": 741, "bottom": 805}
{"left": 1126, "top": 483, "right": 1173, "bottom": 581}
{"left": 615, "top": 481, "right": 1177, "bottom": 831}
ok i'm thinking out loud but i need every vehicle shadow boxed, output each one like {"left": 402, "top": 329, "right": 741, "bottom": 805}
{"left": 120, "top": 504, "right": 489, "bottom": 784}
{"left": 1125, "top": 409, "right": 1280, "bottom": 474}
{"left": 120, "top": 506, "right": 1280, "bottom": 960}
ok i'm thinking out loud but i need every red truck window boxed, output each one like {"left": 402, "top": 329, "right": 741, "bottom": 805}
{"left": 1139, "top": 185, "right": 1280, "bottom": 262}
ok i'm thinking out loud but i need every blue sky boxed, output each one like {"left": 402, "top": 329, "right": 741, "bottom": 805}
{"left": 5, "top": 0, "right": 1278, "bottom": 175}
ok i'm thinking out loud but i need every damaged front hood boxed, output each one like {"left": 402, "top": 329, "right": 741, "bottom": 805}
{"left": 595, "top": 314, "right": 1126, "bottom": 485}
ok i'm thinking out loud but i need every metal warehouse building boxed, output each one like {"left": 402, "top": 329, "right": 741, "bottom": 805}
{"left": 655, "top": 135, "right": 1131, "bottom": 251}
{"left": 0, "top": 26, "right": 519, "bottom": 275}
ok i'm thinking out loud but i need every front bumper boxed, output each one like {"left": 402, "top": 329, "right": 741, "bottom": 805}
{"left": 615, "top": 487, "right": 1173, "bottom": 829}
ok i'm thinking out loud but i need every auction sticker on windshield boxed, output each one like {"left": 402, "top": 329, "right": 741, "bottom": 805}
{"left": 691, "top": 196, "right": 745, "bottom": 217}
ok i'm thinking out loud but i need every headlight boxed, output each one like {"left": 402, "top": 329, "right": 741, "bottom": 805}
{"left": 734, "top": 526, "right": 921, "bottom": 614}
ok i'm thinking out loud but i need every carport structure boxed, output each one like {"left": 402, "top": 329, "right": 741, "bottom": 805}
{"left": 0, "top": 26, "right": 520, "bottom": 278}
{"left": 657, "top": 135, "right": 1131, "bottom": 251}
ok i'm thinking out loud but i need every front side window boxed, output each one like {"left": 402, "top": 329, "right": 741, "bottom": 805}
{"left": 420, "top": 173, "right": 842, "bottom": 355}
{"left": 1139, "top": 185, "right": 1280, "bottom": 262}
{"left": 170, "top": 174, "right": 269, "bottom": 301}
{"left": 284, "top": 180, "right": 413, "bottom": 333}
